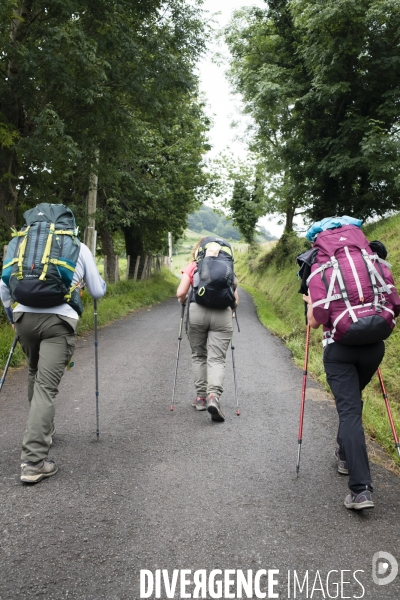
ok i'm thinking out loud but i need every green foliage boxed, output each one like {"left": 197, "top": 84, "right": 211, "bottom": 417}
{"left": 186, "top": 204, "right": 242, "bottom": 240}
{"left": 0, "top": 0, "right": 210, "bottom": 256}
{"left": 225, "top": 0, "right": 400, "bottom": 230}
{"left": 235, "top": 215, "right": 400, "bottom": 466}
{"left": 230, "top": 179, "right": 265, "bottom": 244}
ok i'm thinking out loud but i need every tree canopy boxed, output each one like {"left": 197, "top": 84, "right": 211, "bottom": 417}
{"left": 0, "top": 0, "right": 210, "bottom": 274}
{"left": 225, "top": 0, "right": 400, "bottom": 231}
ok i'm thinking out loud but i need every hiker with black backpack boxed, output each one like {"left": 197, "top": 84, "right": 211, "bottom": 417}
{"left": 0, "top": 203, "right": 106, "bottom": 484}
{"left": 176, "top": 237, "right": 239, "bottom": 422}
{"left": 298, "top": 216, "right": 400, "bottom": 510}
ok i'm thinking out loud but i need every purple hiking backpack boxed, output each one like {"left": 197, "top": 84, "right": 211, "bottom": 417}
{"left": 307, "top": 225, "right": 400, "bottom": 345}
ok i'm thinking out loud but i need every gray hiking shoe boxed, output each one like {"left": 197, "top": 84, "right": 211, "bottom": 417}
{"left": 344, "top": 489, "right": 374, "bottom": 510}
{"left": 20, "top": 459, "right": 58, "bottom": 484}
{"left": 206, "top": 395, "right": 225, "bottom": 422}
{"left": 191, "top": 397, "right": 206, "bottom": 411}
{"left": 335, "top": 448, "right": 349, "bottom": 475}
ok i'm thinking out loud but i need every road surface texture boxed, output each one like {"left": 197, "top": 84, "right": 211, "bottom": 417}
{"left": 0, "top": 291, "right": 399, "bottom": 600}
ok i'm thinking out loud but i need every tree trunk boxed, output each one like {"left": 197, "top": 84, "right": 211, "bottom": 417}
{"left": 124, "top": 226, "right": 145, "bottom": 279}
{"left": 284, "top": 200, "right": 295, "bottom": 233}
{"left": 99, "top": 227, "right": 117, "bottom": 283}
{"left": 0, "top": 149, "right": 19, "bottom": 245}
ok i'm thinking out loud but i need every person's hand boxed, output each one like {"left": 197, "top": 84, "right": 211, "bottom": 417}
{"left": 303, "top": 294, "right": 311, "bottom": 305}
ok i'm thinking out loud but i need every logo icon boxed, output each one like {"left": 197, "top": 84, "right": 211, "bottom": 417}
{"left": 339, "top": 236, "right": 347, "bottom": 241}
{"left": 37, "top": 212, "right": 44, "bottom": 215}
{"left": 372, "top": 551, "right": 398, "bottom": 586}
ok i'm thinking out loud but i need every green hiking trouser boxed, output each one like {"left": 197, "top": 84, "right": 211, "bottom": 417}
{"left": 187, "top": 303, "right": 233, "bottom": 399}
{"left": 14, "top": 312, "right": 77, "bottom": 463}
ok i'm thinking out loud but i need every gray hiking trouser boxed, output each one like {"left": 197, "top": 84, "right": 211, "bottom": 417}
{"left": 14, "top": 312, "right": 77, "bottom": 463}
{"left": 187, "top": 303, "right": 233, "bottom": 399}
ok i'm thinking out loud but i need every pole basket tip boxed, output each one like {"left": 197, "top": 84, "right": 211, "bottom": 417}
{"left": 236, "top": 409, "right": 240, "bottom": 416}
{"left": 170, "top": 405, "right": 174, "bottom": 411}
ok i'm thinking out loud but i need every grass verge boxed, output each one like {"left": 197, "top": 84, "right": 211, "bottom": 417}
{"left": 0, "top": 268, "right": 178, "bottom": 371}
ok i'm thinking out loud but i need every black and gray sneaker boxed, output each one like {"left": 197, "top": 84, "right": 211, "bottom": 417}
{"left": 206, "top": 395, "right": 225, "bottom": 422}
{"left": 20, "top": 459, "right": 58, "bottom": 484}
{"left": 344, "top": 489, "right": 374, "bottom": 510}
{"left": 335, "top": 448, "right": 349, "bottom": 475}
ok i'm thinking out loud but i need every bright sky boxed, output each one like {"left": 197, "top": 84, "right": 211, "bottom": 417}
{"left": 197, "top": 0, "right": 285, "bottom": 238}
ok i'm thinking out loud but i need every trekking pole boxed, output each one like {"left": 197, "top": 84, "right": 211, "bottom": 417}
{"left": 170, "top": 302, "right": 185, "bottom": 411}
{"left": 0, "top": 335, "right": 18, "bottom": 394}
{"left": 234, "top": 311, "right": 240, "bottom": 333}
{"left": 231, "top": 335, "right": 240, "bottom": 416}
{"left": 296, "top": 321, "right": 311, "bottom": 476}
{"left": 94, "top": 299, "right": 100, "bottom": 439}
{"left": 377, "top": 368, "right": 400, "bottom": 459}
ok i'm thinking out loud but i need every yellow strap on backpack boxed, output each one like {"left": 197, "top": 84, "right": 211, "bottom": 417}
{"left": 49, "top": 258, "right": 75, "bottom": 272}
{"left": 63, "top": 280, "right": 82, "bottom": 303}
{"left": 39, "top": 223, "right": 55, "bottom": 281}
{"left": 16, "top": 227, "right": 30, "bottom": 280}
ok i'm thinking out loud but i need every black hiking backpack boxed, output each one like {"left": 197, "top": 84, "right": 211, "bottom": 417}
{"left": 1, "top": 203, "right": 83, "bottom": 315}
{"left": 192, "top": 237, "right": 236, "bottom": 309}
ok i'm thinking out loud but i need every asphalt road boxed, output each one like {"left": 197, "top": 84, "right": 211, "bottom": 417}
{"left": 0, "top": 291, "right": 399, "bottom": 600}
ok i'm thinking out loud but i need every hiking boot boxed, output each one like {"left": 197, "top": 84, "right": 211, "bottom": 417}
{"left": 20, "top": 459, "right": 58, "bottom": 484}
{"left": 344, "top": 489, "right": 374, "bottom": 510}
{"left": 335, "top": 448, "right": 349, "bottom": 475}
{"left": 191, "top": 397, "right": 206, "bottom": 411}
{"left": 206, "top": 395, "right": 225, "bottom": 422}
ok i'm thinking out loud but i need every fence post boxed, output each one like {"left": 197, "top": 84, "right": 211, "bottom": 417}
{"left": 104, "top": 255, "right": 107, "bottom": 280}
{"left": 3, "top": 245, "right": 8, "bottom": 263}
{"left": 141, "top": 255, "right": 149, "bottom": 280}
{"left": 115, "top": 255, "right": 119, "bottom": 282}
{"left": 133, "top": 256, "right": 141, "bottom": 281}
{"left": 126, "top": 255, "right": 130, "bottom": 280}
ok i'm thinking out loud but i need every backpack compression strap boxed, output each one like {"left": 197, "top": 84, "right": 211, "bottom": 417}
{"left": 308, "top": 255, "right": 358, "bottom": 322}
{"left": 2, "top": 228, "right": 30, "bottom": 275}
{"left": 361, "top": 250, "right": 393, "bottom": 299}
{"left": 15, "top": 227, "right": 31, "bottom": 280}
{"left": 39, "top": 223, "right": 55, "bottom": 281}
{"left": 64, "top": 280, "right": 83, "bottom": 303}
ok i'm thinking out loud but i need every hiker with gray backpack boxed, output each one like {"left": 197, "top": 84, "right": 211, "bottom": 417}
{"left": 0, "top": 203, "right": 106, "bottom": 484}
{"left": 176, "top": 237, "right": 239, "bottom": 422}
{"left": 298, "top": 216, "right": 400, "bottom": 510}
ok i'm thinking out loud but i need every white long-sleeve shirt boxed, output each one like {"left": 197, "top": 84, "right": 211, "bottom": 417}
{"left": 0, "top": 242, "right": 106, "bottom": 320}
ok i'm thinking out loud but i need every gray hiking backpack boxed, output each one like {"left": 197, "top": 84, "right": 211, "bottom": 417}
{"left": 1, "top": 203, "right": 83, "bottom": 315}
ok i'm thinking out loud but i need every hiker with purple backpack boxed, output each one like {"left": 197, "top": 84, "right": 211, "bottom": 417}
{"left": 298, "top": 216, "right": 400, "bottom": 510}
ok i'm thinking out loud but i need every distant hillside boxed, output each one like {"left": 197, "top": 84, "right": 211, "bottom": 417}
{"left": 187, "top": 204, "right": 277, "bottom": 243}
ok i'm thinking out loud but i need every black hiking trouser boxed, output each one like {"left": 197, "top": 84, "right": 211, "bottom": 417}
{"left": 323, "top": 341, "right": 385, "bottom": 495}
